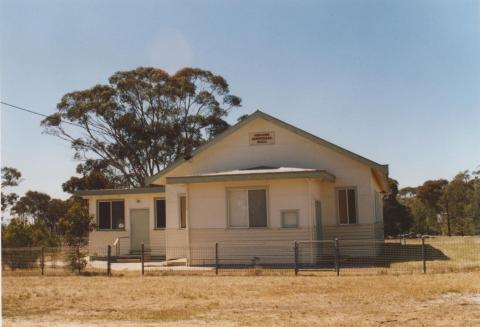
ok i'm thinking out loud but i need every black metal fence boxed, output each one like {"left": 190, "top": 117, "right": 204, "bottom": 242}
{"left": 2, "top": 236, "right": 480, "bottom": 277}
{"left": 2, "top": 246, "right": 110, "bottom": 276}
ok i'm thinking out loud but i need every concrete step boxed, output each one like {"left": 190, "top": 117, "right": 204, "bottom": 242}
{"left": 115, "top": 258, "right": 141, "bottom": 263}
{"left": 166, "top": 258, "right": 188, "bottom": 266}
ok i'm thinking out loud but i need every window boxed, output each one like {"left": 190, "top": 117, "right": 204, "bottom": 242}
{"left": 281, "top": 210, "right": 299, "bottom": 228}
{"left": 155, "top": 199, "right": 166, "bottom": 229}
{"left": 179, "top": 195, "right": 186, "bottom": 229}
{"left": 97, "top": 200, "right": 125, "bottom": 230}
{"left": 228, "top": 188, "right": 267, "bottom": 228}
{"left": 337, "top": 188, "right": 357, "bottom": 224}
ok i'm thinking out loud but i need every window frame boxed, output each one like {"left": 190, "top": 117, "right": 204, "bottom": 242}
{"left": 178, "top": 194, "right": 187, "bottom": 229}
{"left": 96, "top": 199, "right": 125, "bottom": 231}
{"left": 226, "top": 186, "right": 269, "bottom": 229}
{"left": 154, "top": 197, "right": 166, "bottom": 230}
{"left": 335, "top": 187, "right": 359, "bottom": 225}
{"left": 281, "top": 209, "right": 299, "bottom": 228}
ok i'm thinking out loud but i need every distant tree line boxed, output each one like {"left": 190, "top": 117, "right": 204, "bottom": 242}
{"left": 1, "top": 167, "right": 93, "bottom": 249}
{"left": 384, "top": 169, "right": 480, "bottom": 236}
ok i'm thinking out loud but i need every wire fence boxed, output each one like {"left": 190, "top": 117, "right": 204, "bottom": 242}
{"left": 2, "top": 236, "right": 480, "bottom": 277}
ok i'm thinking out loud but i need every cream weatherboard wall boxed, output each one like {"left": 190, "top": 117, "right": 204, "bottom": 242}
{"left": 86, "top": 193, "right": 166, "bottom": 256}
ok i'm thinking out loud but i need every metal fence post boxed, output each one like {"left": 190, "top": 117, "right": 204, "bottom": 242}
{"left": 294, "top": 241, "right": 298, "bottom": 276}
{"left": 422, "top": 236, "right": 426, "bottom": 274}
{"left": 334, "top": 238, "right": 340, "bottom": 276}
{"left": 107, "top": 245, "right": 111, "bottom": 277}
{"left": 41, "top": 247, "right": 45, "bottom": 276}
{"left": 215, "top": 242, "right": 219, "bottom": 275}
{"left": 141, "top": 243, "right": 145, "bottom": 276}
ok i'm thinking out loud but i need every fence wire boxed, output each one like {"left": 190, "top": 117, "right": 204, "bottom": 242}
{"left": 2, "top": 236, "right": 479, "bottom": 277}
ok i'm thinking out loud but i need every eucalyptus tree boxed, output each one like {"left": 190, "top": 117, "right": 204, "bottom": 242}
{"left": 1, "top": 167, "right": 22, "bottom": 213}
{"left": 42, "top": 67, "right": 241, "bottom": 188}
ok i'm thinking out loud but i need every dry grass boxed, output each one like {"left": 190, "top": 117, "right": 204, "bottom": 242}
{"left": 3, "top": 273, "right": 480, "bottom": 326}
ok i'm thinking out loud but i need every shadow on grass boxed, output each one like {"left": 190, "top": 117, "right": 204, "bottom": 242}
{"left": 338, "top": 243, "right": 449, "bottom": 268}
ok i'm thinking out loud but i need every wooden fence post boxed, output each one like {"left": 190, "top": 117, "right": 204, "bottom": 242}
{"left": 294, "top": 241, "right": 298, "bottom": 276}
{"left": 215, "top": 243, "right": 219, "bottom": 275}
{"left": 41, "top": 247, "right": 45, "bottom": 276}
{"left": 141, "top": 243, "right": 145, "bottom": 276}
{"left": 334, "top": 238, "right": 340, "bottom": 276}
{"left": 422, "top": 236, "right": 426, "bottom": 274}
{"left": 107, "top": 245, "right": 111, "bottom": 277}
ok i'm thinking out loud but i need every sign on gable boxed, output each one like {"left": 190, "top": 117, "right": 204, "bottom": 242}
{"left": 249, "top": 131, "right": 275, "bottom": 145}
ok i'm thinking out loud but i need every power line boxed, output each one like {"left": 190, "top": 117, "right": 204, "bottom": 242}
{"left": 1, "top": 101, "right": 88, "bottom": 130}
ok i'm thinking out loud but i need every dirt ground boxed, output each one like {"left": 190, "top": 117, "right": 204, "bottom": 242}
{"left": 3, "top": 272, "right": 480, "bottom": 326}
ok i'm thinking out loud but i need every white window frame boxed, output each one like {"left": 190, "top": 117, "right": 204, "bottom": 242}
{"left": 281, "top": 209, "right": 299, "bottom": 228}
{"left": 226, "top": 186, "right": 269, "bottom": 228}
{"left": 96, "top": 199, "right": 125, "bottom": 231}
{"left": 178, "top": 194, "right": 187, "bottom": 229}
{"left": 335, "top": 187, "right": 358, "bottom": 225}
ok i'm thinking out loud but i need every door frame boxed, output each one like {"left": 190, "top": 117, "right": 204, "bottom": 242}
{"left": 129, "top": 208, "right": 150, "bottom": 252}
{"left": 314, "top": 200, "right": 324, "bottom": 264}
{"left": 315, "top": 200, "right": 323, "bottom": 240}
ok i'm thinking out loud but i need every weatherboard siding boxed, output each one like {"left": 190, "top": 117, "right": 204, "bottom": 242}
{"left": 323, "top": 224, "right": 376, "bottom": 240}
{"left": 189, "top": 227, "right": 310, "bottom": 245}
{"left": 188, "top": 228, "right": 310, "bottom": 265}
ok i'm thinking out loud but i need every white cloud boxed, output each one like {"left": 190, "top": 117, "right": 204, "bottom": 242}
{"left": 146, "top": 30, "right": 193, "bottom": 73}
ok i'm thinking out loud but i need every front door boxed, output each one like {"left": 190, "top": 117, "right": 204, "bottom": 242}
{"left": 130, "top": 209, "right": 150, "bottom": 252}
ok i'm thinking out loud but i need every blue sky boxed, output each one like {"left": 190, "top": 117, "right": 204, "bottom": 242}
{"left": 1, "top": 0, "right": 479, "bottom": 199}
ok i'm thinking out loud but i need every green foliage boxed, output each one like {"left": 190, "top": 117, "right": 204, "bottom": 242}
{"left": 65, "top": 246, "right": 88, "bottom": 273}
{"left": 383, "top": 178, "right": 413, "bottom": 236}
{"left": 396, "top": 168, "right": 480, "bottom": 236}
{"left": 11, "top": 191, "right": 51, "bottom": 224}
{"left": 59, "top": 198, "right": 95, "bottom": 247}
{"left": 416, "top": 179, "right": 448, "bottom": 210}
{"left": 407, "top": 198, "right": 439, "bottom": 234}
{"left": 443, "top": 171, "right": 476, "bottom": 235}
{"left": 2, "top": 218, "right": 58, "bottom": 248}
{"left": 62, "top": 159, "right": 119, "bottom": 194}
{"left": 1, "top": 167, "right": 22, "bottom": 213}
{"left": 2, "top": 218, "right": 58, "bottom": 269}
{"left": 42, "top": 67, "right": 242, "bottom": 188}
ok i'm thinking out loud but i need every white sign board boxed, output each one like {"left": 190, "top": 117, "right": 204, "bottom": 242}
{"left": 249, "top": 131, "right": 275, "bottom": 145}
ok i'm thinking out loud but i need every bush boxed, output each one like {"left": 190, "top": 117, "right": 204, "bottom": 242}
{"left": 2, "top": 218, "right": 58, "bottom": 270}
{"left": 64, "top": 247, "right": 88, "bottom": 274}
{"left": 3, "top": 248, "right": 41, "bottom": 270}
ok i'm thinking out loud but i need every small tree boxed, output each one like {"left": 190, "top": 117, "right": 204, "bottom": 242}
{"left": 59, "top": 198, "right": 95, "bottom": 273}
{"left": 383, "top": 178, "right": 413, "bottom": 236}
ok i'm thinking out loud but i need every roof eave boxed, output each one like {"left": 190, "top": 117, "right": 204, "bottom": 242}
{"left": 166, "top": 170, "right": 335, "bottom": 184}
{"left": 75, "top": 186, "right": 166, "bottom": 197}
